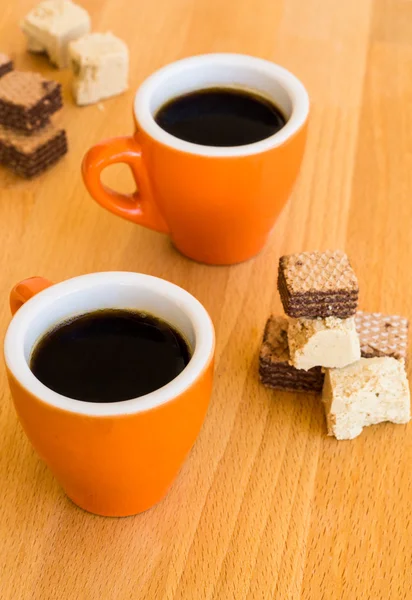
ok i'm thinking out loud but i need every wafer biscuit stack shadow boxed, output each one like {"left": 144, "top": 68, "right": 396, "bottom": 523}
{"left": 259, "top": 250, "right": 411, "bottom": 440}
{"left": 0, "top": 66, "right": 67, "bottom": 178}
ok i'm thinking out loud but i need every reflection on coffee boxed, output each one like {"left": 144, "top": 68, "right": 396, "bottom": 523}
{"left": 30, "top": 309, "right": 191, "bottom": 403}
{"left": 155, "top": 87, "right": 286, "bottom": 147}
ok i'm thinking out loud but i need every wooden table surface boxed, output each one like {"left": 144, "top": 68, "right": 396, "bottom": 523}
{"left": 1, "top": 0, "right": 411, "bottom": 598}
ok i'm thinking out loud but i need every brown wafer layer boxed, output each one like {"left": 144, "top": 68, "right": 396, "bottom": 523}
{"left": 260, "top": 368, "right": 324, "bottom": 390}
{"left": 282, "top": 305, "right": 359, "bottom": 319}
{"left": 259, "top": 315, "right": 324, "bottom": 393}
{"left": 0, "top": 122, "right": 67, "bottom": 178}
{"left": 356, "top": 310, "right": 409, "bottom": 362}
{"left": 278, "top": 275, "right": 358, "bottom": 317}
{"left": 278, "top": 250, "right": 359, "bottom": 318}
{"left": 260, "top": 361, "right": 324, "bottom": 382}
{"left": 0, "top": 71, "right": 62, "bottom": 133}
{"left": 260, "top": 365, "right": 323, "bottom": 381}
{"left": 0, "top": 54, "right": 13, "bottom": 78}
{"left": 260, "top": 364, "right": 324, "bottom": 393}
{"left": 261, "top": 378, "right": 324, "bottom": 393}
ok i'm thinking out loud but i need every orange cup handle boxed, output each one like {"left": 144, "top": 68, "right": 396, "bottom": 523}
{"left": 10, "top": 277, "right": 54, "bottom": 315}
{"left": 81, "top": 136, "right": 169, "bottom": 234}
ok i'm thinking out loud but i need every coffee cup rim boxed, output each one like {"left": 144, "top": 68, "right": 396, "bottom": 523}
{"left": 4, "top": 272, "right": 215, "bottom": 417}
{"left": 134, "top": 53, "right": 309, "bottom": 157}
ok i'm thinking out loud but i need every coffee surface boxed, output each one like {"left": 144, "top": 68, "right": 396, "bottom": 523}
{"left": 155, "top": 87, "right": 286, "bottom": 147}
{"left": 30, "top": 310, "right": 191, "bottom": 403}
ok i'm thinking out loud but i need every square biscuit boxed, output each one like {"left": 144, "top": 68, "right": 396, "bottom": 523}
{"left": 278, "top": 250, "right": 359, "bottom": 318}
{"left": 0, "top": 121, "right": 67, "bottom": 178}
{"left": 355, "top": 310, "right": 408, "bottom": 363}
{"left": 0, "top": 71, "right": 62, "bottom": 133}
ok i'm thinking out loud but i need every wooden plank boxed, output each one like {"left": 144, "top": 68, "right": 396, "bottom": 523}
{"left": 1, "top": 1, "right": 410, "bottom": 598}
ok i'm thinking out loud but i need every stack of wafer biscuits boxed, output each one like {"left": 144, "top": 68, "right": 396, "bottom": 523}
{"left": 0, "top": 65, "right": 67, "bottom": 177}
{"left": 259, "top": 250, "right": 411, "bottom": 440}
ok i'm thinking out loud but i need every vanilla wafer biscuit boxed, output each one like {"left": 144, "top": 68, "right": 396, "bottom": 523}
{"left": 0, "top": 54, "right": 13, "bottom": 78}
{"left": 277, "top": 250, "right": 359, "bottom": 318}
{"left": 0, "top": 71, "right": 62, "bottom": 133}
{"left": 0, "top": 122, "right": 67, "bottom": 178}
{"left": 356, "top": 310, "right": 408, "bottom": 363}
{"left": 259, "top": 316, "right": 324, "bottom": 393}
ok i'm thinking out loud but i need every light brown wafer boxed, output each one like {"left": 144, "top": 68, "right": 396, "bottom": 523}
{"left": 0, "top": 71, "right": 58, "bottom": 105}
{"left": 356, "top": 310, "right": 408, "bottom": 362}
{"left": 0, "top": 121, "right": 67, "bottom": 178}
{"left": 0, "top": 122, "right": 61, "bottom": 151}
{"left": 278, "top": 250, "right": 359, "bottom": 318}
{"left": 0, "top": 71, "right": 62, "bottom": 133}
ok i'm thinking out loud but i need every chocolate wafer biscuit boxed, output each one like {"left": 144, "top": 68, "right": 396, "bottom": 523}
{"left": 259, "top": 316, "right": 324, "bottom": 393}
{"left": 0, "top": 54, "right": 13, "bottom": 78}
{"left": 278, "top": 250, "right": 359, "bottom": 318}
{"left": 356, "top": 310, "right": 408, "bottom": 362}
{"left": 0, "top": 71, "right": 62, "bottom": 133}
{"left": 0, "top": 122, "right": 67, "bottom": 178}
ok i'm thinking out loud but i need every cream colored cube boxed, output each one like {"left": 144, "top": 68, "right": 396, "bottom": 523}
{"left": 69, "top": 32, "right": 129, "bottom": 105}
{"left": 322, "top": 357, "right": 410, "bottom": 440}
{"left": 287, "top": 316, "right": 360, "bottom": 370}
{"left": 21, "top": 0, "right": 91, "bottom": 69}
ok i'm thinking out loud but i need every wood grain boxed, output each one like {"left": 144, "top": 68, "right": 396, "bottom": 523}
{"left": 0, "top": 1, "right": 411, "bottom": 598}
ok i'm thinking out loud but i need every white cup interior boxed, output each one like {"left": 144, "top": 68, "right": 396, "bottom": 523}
{"left": 4, "top": 273, "right": 214, "bottom": 417}
{"left": 135, "top": 53, "right": 309, "bottom": 157}
{"left": 149, "top": 62, "right": 293, "bottom": 120}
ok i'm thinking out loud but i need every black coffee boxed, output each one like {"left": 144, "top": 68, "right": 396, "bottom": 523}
{"left": 30, "top": 310, "right": 191, "bottom": 403}
{"left": 155, "top": 87, "right": 286, "bottom": 147}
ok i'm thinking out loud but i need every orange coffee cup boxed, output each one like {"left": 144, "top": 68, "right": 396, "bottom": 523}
{"left": 4, "top": 272, "right": 215, "bottom": 517}
{"left": 82, "top": 53, "right": 309, "bottom": 265}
